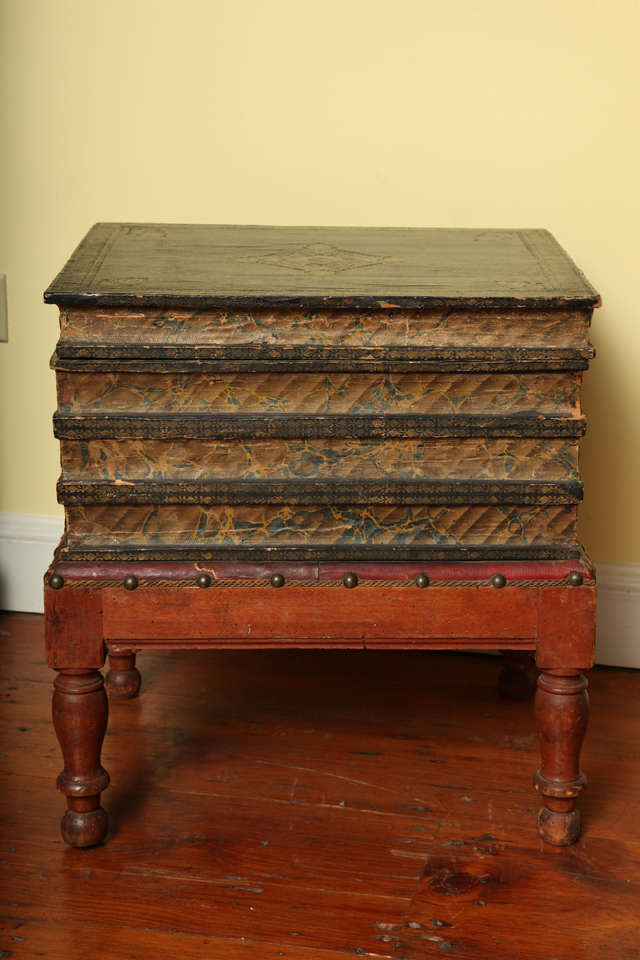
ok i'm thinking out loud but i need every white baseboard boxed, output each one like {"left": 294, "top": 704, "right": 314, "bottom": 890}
{"left": 595, "top": 563, "right": 640, "bottom": 668}
{"left": 0, "top": 513, "right": 638, "bottom": 668}
{"left": 0, "top": 513, "right": 64, "bottom": 614}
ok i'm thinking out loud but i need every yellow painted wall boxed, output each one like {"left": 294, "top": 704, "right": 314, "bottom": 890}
{"left": 1, "top": 0, "right": 638, "bottom": 563}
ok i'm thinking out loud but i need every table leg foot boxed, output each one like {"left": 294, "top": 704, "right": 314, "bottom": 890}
{"left": 537, "top": 804, "right": 582, "bottom": 846}
{"left": 534, "top": 671, "right": 588, "bottom": 846}
{"left": 61, "top": 805, "right": 109, "bottom": 848}
{"left": 53, "top": 670, "right": 110, "bottom": 847}
{"left": 105, "top": 651, "right": 141, "bottom": 700}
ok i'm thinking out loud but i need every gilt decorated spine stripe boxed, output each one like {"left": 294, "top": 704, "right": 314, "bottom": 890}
{"left": 53, "top": 413, "right": 586, "bottom": 441}
{"left": 59, "top": 543, "right": 580, "bottom": 562}
{"left": 51, "top": 346, "right": 592, "bottom": 373}
{"left": 57, "top": 478, "right": 583, "bottom": 506}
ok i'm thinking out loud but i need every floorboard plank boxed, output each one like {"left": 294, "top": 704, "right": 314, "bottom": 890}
{"left": 397, "top": 837, "right": 640, "bottom": 959}
{"left": 1, "top": 612, "right": 639, "bottom": 960}
{"left": 0, "top": 916, "right": 374, "bottom": 960}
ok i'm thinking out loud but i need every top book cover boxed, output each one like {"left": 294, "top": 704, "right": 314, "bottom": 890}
{"left": 44, "top": 223, "right": 600, "bottom": 310}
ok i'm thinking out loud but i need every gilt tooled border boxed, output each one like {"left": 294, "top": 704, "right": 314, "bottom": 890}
{"left": 56, "top": 478, "right": 584, "bottom": 507}
{"left": 51, "top": 344, "right": 594, "bottom": 373}
{"left": 52, "top": 413, "right": 587, "bottom": 441}
{"left": 55, "top": 544, "right": 581, "bottom": 562}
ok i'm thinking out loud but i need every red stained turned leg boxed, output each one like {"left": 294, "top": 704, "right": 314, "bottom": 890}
{"left": 499, "top": 651, "right": 537, "bottom": 700}
{"left": 534, "top": 670, "right": 589, "bottom": 845}
{"left": 105, "top": 650, "right": 141, "bottom": 700}
{"left": 52, "top": 670, "right": 110, "bottom": 847}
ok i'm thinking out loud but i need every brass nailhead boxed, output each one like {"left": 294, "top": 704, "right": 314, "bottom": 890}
{"left": 49, "top": 573, "right": 64, "bottom": 590}
{"left": 343, "top": 572, "right": 358, "bottom": 589}
{"left": 568, "top": 571, "right": 584, "bottom": 587}
{"left": 196, "top": 573, "right": 212, "bottom": 589}
{"left": 123, "top": 574, "right": 139, "bottom": 591}
{"left": 490, "top": 573, "right": 507, "bottom": 589}
{"left": 270, "top": 573, "right": 285, "bottom": 588}
{"left": 415, "top": 573, "right": 430, "bottom": 588}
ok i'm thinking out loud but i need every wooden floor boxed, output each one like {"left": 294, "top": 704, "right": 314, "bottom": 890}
{"left": 1, "top": 613, "right": 639, "bottom": 959}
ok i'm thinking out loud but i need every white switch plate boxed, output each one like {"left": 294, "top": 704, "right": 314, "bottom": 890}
{"left": 0, "top": 275, "right": 7, "bottom": 341}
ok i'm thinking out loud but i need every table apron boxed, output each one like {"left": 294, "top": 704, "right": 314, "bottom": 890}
{"left": 102, "top": 586, "right": 538, "bottom": 643}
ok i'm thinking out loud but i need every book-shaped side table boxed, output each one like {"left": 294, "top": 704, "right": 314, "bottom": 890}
{"left": 44, "top": 224, "right": 599, "bottom": 848}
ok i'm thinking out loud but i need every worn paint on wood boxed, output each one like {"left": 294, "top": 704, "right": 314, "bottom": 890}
{"left": 536, "top": 585, "right": 597, "bottom": 669}
{"left": 44, "top": 588, "right": 104, "bottom": 669}
{"left": 101, "top": 585, "right": 539, "bottom": 643}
